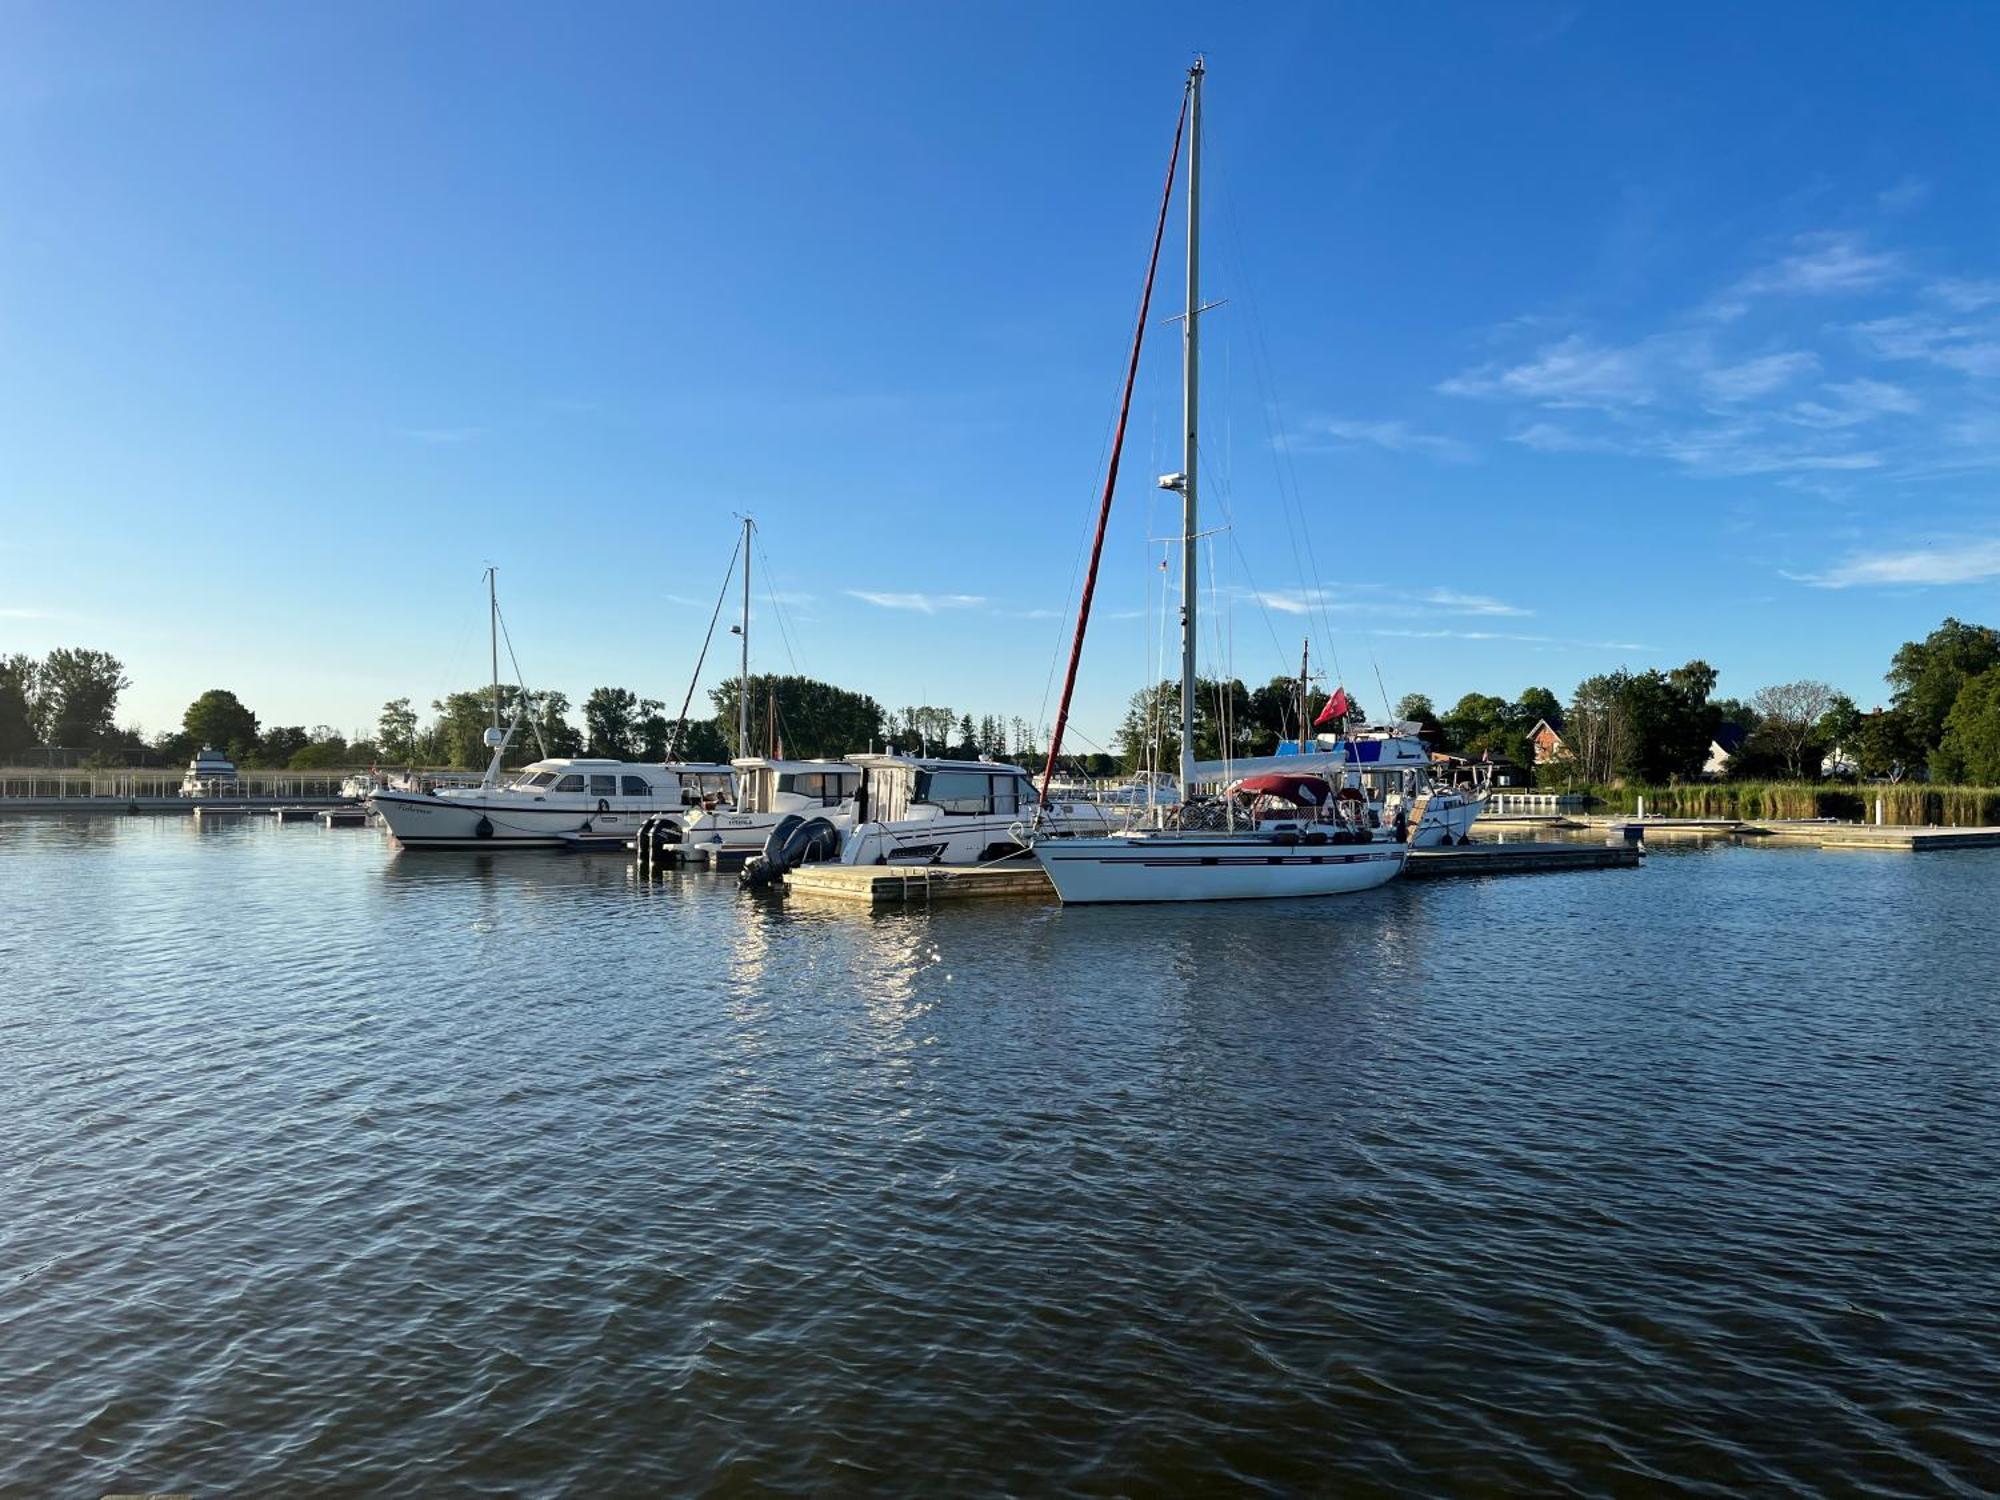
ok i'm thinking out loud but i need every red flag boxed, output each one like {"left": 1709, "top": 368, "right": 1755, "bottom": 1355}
{"left": 1313, "top": 686, "right": 1350, "bottom": 727}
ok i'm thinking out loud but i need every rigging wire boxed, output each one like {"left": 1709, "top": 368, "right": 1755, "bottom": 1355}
{"left": 665, "top": 528, "right": 744, "bottom": 761}
{"left": 1205, "top": 114, "right": 1355, "bottom": 699}
{"left": 491, "top": 597, "right": 551, "bottom": 760}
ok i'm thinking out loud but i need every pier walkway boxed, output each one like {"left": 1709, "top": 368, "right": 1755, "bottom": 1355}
{"left": 783, "top": 840, "right": 1640, "bottom": 905}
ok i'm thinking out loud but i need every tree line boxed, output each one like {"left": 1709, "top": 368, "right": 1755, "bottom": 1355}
{"left": 10, "top": 615, "right": 1999, "bottom": 785}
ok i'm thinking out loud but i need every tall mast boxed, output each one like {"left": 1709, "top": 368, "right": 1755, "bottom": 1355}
{"left": 1299, "top": 637, "right": 1310, "bottom": 753}
{"left": 488, "top": 566, "right": 500, "bottom": 735}
{"left": 737, "top": 515, "right": 753, "bottom": 759}
{"left": 1178, "top": 57, "right": 1203, "bottom": 791}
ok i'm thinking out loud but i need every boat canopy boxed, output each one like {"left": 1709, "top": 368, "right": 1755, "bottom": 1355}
{"left": 1233, "top": 772, "right": 1333, "bottom": 806}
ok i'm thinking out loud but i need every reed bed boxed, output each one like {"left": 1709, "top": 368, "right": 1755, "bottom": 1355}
{"left": 1587, "top": 782, "right": 2000, "bottom": 826}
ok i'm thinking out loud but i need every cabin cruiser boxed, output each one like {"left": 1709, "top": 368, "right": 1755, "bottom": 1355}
{"left": 676, "top": 757, "right": 862, "bottom": 853}
{"left": 1272, "top": 725, "right": 1483, "bottom": 846}
{"left": 369, "top": 757, "right": 736, "bottom": 849}
{"left": 839, "top": 754, "right": 1126, "bottom": 866}
{"left": 180, "top": 745, "right": 240, "bottom": 797}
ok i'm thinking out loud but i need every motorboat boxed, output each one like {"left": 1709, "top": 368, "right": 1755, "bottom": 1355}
{"left": 839, "top": 755, "right": 1125, "bottom": 866}
{"left": 676, "top": 757, "right": 862, "bottom": 854}
{"left": 371, "top": 757, "right": 738, "bottom": 849}
{"left": 368, "top": 568, "right": 738, "bottom": 848}
{"left": 180, "top": 745, "right": 241, "bottom": 798}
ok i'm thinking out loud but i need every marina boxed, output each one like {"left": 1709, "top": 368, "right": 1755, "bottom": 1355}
{"left": 10, "top": 10, "right": 2000, "bottom": 1495}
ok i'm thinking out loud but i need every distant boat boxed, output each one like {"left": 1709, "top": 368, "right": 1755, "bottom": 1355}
{"left": 367, "top": 568, "right": 738, "bottom": 849}
{"left": 1031, "top": 59, "right": 1408, "bottom": 903}
{"left": 180, "top": 745, "right": 240, "bottom": 798}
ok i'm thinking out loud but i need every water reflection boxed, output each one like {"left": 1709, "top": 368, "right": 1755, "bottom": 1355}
{"left": 4, "top": 817, "right": 1997, "bottom": 1497}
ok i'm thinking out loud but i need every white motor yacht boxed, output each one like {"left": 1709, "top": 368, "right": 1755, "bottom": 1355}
{"left": 371, "top": 757, "right": 736, "bottom": 849}
{"left": 180, "top": 745, "right": 240, "bottom": 798}
{"left": 840, "top": 755, "right": 1124, "bottom": 866}
{"left": 677, "top": 757, "right": 862, "bottom": 854}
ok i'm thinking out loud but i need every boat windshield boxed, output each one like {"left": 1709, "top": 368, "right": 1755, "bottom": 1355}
{"left": 512, "top": 770, "right": 558, "bottom": 789}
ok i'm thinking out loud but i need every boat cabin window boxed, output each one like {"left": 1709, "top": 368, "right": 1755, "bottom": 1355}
{"left": 522, "top": 771, "right": 558, "bottom": 788}
{"left": 914, "top": 769, "right": 1026, "bottom": 816}
{"left": 554, "top": 774, "right": 585, "bottom": 793}
{"left": 779, "top": 770, "right": 861, "bottom": 806}
{"left": 621, "top": 775, "right": 651, "bottom": 796}
{"left": 588, "top": 774, "right": 615, "bottom": 796}
{"left": 679, "top": 771, "right": 735, "bottom": 807}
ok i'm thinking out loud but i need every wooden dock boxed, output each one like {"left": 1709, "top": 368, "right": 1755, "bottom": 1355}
{"left": 1746, "top": 821, "right": 2000, "bottom": 851}
{"left": 783, "top": 840, "right": 1640, "bottom": 904}
{"left": 784, "top": 862, "right": 1053, "bottom": 904}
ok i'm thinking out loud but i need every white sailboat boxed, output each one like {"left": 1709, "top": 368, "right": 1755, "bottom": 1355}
{"left": 1033, "top": 60, "right": 1408, "bottom": 904}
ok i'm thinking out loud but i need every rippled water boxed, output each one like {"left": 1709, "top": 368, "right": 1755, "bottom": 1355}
{"left": 4, "top": 815, "right": 1997, "bottom": 1496}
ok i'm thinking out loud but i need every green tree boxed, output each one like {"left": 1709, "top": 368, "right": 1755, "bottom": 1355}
{"left": 710, "top": 675, "right": 886, "bottom": 760}
{"left": 429, "top": 685, "right": 538, "bottom": 769}
{"left": 1749, "top": 680, "right": 1836, "bottom": 779}
{"left": 676, "top": 719, "right": 731, "bottom": 763}
{"left": 1887, "top": 617, "right": 2000, "bottom": 755}
{"left": 1439, "top": 693, "right": 1511, "bottom": 755}
{"left": 1514, "top": 686, "right": 1562, "bottom": 731}
{"left": 255, "top": 725, "right": 311, "bottom": 767}
{"left": 533, "top": 692, "right": 583, "bottom": 758}
{"left": 35, "top": 647, "right": 129, "bottom": 748}
{"left": 183, "top": 689, "right": 260, "bottom": 756}
{"left": 1854, "top": 708, "right": 1918, "bottom": 780}
{"left": 1934, "top": 668, "right": 2000, "bottom": 783}
{"left": 289, "top": 729, "right": 352, "bottom": 770}
{"left": 584, "top": 686, "right": 646, "bottom": 758}
{"left": 0, "top": 654, "right": 37, "bottom": 758}
{"left": 377, "top": 698, "right": 419, "bottom": 761}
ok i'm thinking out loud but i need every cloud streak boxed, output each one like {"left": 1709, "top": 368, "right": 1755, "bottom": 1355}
{"left": 1297, "top": 417, "right": 1477, "bottom": 463}
{"left": 846, "top": 590, "right": 987, "bottom": 614}
{"left": 1787, "top": 537, "right": 2000, "bottom": 589}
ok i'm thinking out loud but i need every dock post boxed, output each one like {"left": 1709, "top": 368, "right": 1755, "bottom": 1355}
{"left": 1637, "top": 794, "right": 1645, "bottom": 819}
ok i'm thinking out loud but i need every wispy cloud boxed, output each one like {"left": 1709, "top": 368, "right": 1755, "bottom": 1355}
{"left": 1736, "top": 231, "right": 1902, "bottom": 297}
{"left": 1877, "top": 177, "right": 1931, "bottom": 213}
{"left": 846, "top": 590, "right": 986, "bottom": 614}
{"left": 1703, "top": 351, "right": 1818, "bottom": 401}
{"left": 1246, "top": 585, "right": 1533, "bottom": 619}
{"left": 405, "top": 425, "right": 484, "bottom": 445}
{"left": 1439, "top": 333, "right": 1663, "bottom": 409}
{"left": 0, "top": 607, "right": 60, "bottom": 620}
{"left": 1374, "top": 627, "right": 1654, "bottom": 651}
{"left": 1851, "top": 314, "right": 2000, "bottom": 377}
{"left": 1298, "top": 417, "right": 1477, "bottom": 463}
{"left": 1420, "top": 589, "right": 1533, "bottom": 617}
{"left": 1787, "top": 537, "right": 2000, "bottom": 589}
{"left": 1930, "top": 278, "right": 2000, "bottom": 312}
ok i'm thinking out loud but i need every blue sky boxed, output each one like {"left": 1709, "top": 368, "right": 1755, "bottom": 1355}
{"left": 4, "top": 2, "right": 1998, "bottom": 751}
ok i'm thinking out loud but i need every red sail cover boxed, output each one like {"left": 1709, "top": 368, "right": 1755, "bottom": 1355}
{"left": 1235, "top": 773, "right": 1333, "bottom": 806}
{"left": 1313, "top": 686, "right": 1351, "bottom": 727}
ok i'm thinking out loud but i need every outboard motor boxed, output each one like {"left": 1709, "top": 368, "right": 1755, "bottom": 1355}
{"left": 741, "top": 814, "right": 842, "bottom": 889}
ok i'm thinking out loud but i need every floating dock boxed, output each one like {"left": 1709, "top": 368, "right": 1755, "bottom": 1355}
{"left": 1746, "top": 821, "right": 2000, "bottom": 851}
{"left": 783, "top": 841, "right": 1640, "bottom": 904}
{"left": 314, "top": 807, "right": 372, "bottom": 827}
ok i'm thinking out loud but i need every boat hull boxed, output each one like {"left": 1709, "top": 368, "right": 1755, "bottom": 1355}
{"left": 370, "top": 790, "right": 686, "bottom": 849}
{"left": 1034, "top": 834, "right": 1407, "bottom": 904}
